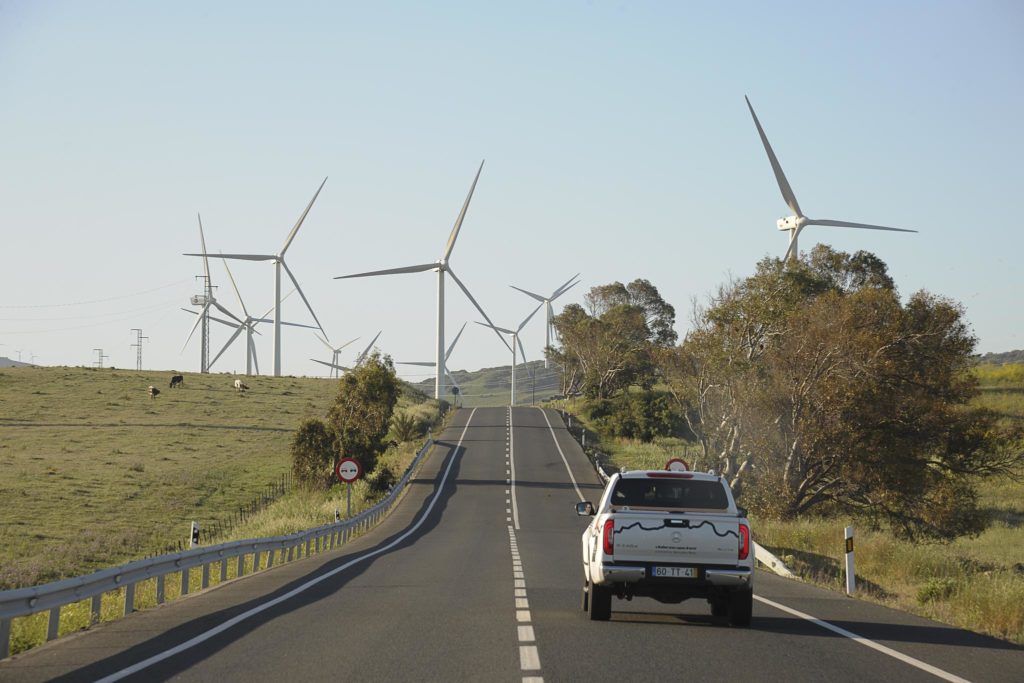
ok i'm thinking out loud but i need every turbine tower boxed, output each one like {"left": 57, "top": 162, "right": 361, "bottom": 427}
{"left": 476, "top": 303, "right": 543, "bottom": 406}
{"left": 335, "top": 161, "right": 510, "bottom": 399}
{"left": 183, "top": 215, "right": 243, "bottom": 372}
{"left": 510, "top": 273, "right": 580, "bottom": 368}
{"left": 745, "top": 96, "right": 917, "bottom": 262}
{"left": 185, "top": 178, "right": 328, "bottom": 376}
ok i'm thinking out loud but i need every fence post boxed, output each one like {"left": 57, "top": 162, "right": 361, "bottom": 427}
{"left": 844, "top": 525, "right": 856, "bottom": 595}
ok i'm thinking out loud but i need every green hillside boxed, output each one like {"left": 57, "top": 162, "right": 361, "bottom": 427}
{"left": 416, "top": 360, "right": 563, "bottom": 407}
{"left": 0, "top": 366, "right": 437, "bottom": 590}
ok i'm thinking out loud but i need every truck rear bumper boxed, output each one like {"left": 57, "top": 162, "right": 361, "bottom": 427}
{"left": 594, "top": 564, "right": 752, "bottom": 589}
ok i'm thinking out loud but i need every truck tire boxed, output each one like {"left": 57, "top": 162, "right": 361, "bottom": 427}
{"left": 728, "top": 588, "right": 753, "bottom": 627}
{"left": 588, "top": 583, "right": 612, "bottom": 621}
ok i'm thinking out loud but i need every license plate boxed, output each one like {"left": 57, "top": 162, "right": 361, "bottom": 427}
{"left": 652, "top": 566, "right": 696, "bottom": 578}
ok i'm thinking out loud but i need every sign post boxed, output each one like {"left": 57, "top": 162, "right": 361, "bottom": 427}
{"left": 335, "top": 457, "right": 363, "bottom": 518}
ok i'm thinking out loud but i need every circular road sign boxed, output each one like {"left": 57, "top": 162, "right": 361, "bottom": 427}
{"left": 335, "top": 457, "right": 363, "bottom": 484}
{"left": 665, "top": 458, "right": 689, "bottom": 472}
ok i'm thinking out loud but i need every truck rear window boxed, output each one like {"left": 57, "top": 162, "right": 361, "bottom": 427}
{"left": 611, "top": 479, "right": 730, "bottom": 510}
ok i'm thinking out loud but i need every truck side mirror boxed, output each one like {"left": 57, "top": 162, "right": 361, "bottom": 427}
{"left": 575, "top": 501, "right": 595, "bottom": 516}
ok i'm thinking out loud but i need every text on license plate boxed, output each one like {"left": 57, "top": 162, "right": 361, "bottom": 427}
{"left": 652, "top": 566, "right": 696, "bottom": 578}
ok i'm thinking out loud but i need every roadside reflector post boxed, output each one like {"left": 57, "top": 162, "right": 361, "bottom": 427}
{"left": 844, "top": 525, "right": 856, "bottom": 595}
{"left": 190, "top": 521, "right": 200, "bottom": 549}
{"left": 582, "top": 429, "right": 586, "bottom": 448}
{"left": 335, "top": 508, "right": 340, "bottom": 523}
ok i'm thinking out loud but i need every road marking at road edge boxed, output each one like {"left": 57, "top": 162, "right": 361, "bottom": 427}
{"left": 538, "top": 408, "right": 584, "bottom": 501}
{"left": 96, "top": 409, "right": 480, "bottom": 683}
{"left": 754, "top": 595, "right": 972, "bottom": 683}
{"left": 509, "top": 406, "right": 521, "bottom": 529}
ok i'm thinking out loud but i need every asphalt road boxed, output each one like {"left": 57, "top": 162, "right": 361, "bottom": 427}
{"left": 1, "top": 406, "right": 1021, "bottom": 682}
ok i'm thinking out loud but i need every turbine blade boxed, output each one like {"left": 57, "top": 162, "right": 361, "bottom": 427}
{"left": 517, "top": 336, "right": 532, "bottom": 376}
{"left": 474, "top": 320, "right": 514, "bottom": 335}
{"left": 210, "top": 325, "right": 244, "bottom": 368}
{"left": 397, "top": 361, "right": 436, "bottom": 367}
{"left": 357, "top": 330, "right": 382, "bottom": 364}
{"left": 807, "top": 218, "right": 917, "bottom": 233}
{"left": 197, "top": 214, "right": 211, "bottom": 282}
{"left": 551, "top": 278, "right": 580, "bottom": 301}
{"left": 448, "top": 267, "right": 513, "bottom": 353}
{"left": 315, "top": 334, "right": 335, "bottom": 352}
{"left": 334, "top": 263, "right": 437, "bottom": 279}
{"left": 221, "top": 256, "right": 249, "bottom": 318}
{"left": 184, "top": 253, "right": 276, "bottom": 262}
{"left": 281, "top": 176, "right": 328, "bottom": 256}
{"left": 784, "top": 225, "right": 806, "bottom": 262}
{"left": 311, "top": 358, "right": 350, "bottom": 372}
{"left": 181, "top": 303, "right": 210, "bottom": 351}
{"left": 517, "top": 302, "right": 544, "bottom": 333}
{"left": 337, "top": 336, "right": 360, "bottom": 352}
{"left": 442, "top": 160, "right": 485, "bottom": 263}
{"left": 282, "top": 260, "right": 327, "bottom": 337}
{"left": 445, "top": 322, "right": 467, "bottom": 360}
{"left": 551, "top": 273, "right": 581, "bottom": 298}
{"left": 510, "top": 285, "right": 546, "bottom": 303}
{"left": 745, "top": 96, "right": 803, "bottom": 217}
{"left": 211, "top": 300, "right": 245, "bottom": 325}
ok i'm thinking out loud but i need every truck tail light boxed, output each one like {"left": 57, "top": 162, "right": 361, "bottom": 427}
{"left": 602, "top": 519, "right": 615, "bottom": 556}
{"left": 738, "top": 523, "right": 750, "bottom": 561}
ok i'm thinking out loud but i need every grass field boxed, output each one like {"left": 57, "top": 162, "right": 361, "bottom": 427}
{"left": 416, "top": 360, "right": 563, "bottom": 407}
{"left": 548, "top": 363, "right": 1024, "bottom": 644}
{"left": 0, "top": 366, "right": 440, "bottom": 591}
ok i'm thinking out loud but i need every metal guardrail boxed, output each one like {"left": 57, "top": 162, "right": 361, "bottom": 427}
{"left": 0, "top": 438, "right": 435, "bottom": 660}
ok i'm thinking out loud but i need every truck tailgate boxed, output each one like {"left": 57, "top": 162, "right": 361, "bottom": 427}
{"left": 611, "top": 511, "right": 740, "bottom": 566}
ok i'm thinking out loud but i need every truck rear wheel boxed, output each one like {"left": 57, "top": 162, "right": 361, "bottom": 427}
{"left": 728, "top": 588, "right": 752, "bottom": 627}
{"left": 588, "top": 582, "right": 612, "bottom": 621}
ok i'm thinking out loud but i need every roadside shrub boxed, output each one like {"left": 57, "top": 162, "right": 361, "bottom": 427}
{"left": 917, "top": 577, "right": 958, "bottom": 604}
{"left": 391, "top": 411, "right": 421, "bottom": 442}
{"left": 588, "top": 390, "right": 684, "bottom": 441}
{"left": 291, "top": 418, "right": 337, "bottom": 490}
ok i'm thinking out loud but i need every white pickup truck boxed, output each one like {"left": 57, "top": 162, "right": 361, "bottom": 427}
{"left": 576, "top": 468, "right": 753, "bottom": 626}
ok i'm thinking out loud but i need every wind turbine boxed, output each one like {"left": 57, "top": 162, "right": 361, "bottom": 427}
{"left": 397, "top": 322, "right": 467, "bottom": 400}
{"left": 213, "top": 262, "right": 317, "bottom": 375}
{"left": 745, "top": 96, "right": 917, "bottom": 262}
{"left": 185, "top": 178, "right": 328, "bottom": 376}
{"left": 310, "top": 330, "right": 382, "bottom": 376}
{"left": 315, "top": 334, "right": 360, "bottom": 379}
{"left": 335, "top": 161, "right": 510, "bottom": 399}
{"left": 183, "top": 215, "right": 244, "bottom": 372}
{"left": 510, "top": 273, "right": 580, "bottom": 368}
{"left": 476, "top": 303, "right": 543, "bottom": 406}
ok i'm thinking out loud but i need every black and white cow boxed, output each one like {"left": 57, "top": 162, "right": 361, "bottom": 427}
{"left": 148, "top": 385, "right": 160, "bottom": 399}
{"left": 169, "top": 374, "right": 184, "bottom": 388}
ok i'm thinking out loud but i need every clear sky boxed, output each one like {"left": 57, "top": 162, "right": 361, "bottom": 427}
{"left": 1, "top": 1, "right": 1021, "bottom": 385}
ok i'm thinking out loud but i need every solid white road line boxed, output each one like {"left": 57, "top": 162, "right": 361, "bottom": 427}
{"left": 538, "top": 408, "right": 584, "bottom": 502}
{"left": 754, "top": 595, "right": 972, "bottom": 683}
{"left": 97, "top": 409, "right": 480, "bottom": 683}
{"left": 509, "top": 406, "right": 521, "bottom": 529}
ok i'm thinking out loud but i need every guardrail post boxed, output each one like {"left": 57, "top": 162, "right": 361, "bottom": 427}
{"left": 306, "top": 538, "right": 312, "bottom": 557}
{"left": 253, "top": 550, "right": 261, "bottom": 572}
{"left": 287, "top": 545, "right": 294, "bottom": 562}
{"left": 157, "top": 575, "right": 165, "bottom": 604}
{"left": 124, "top": 582, "right": 135, "bottom": 615}
{"left": 220, "top": 559, "right": 227, "bottom": 583}
{"left": 181, "top": 568, "right": 190, "bottom": 596}
{"left": 237, "top": 554, "right": 246, "bottom": 577}
{"left": 202, "top": 563, "right": 210, "bottom": 589}
{"left": 47, "top": 606, "right": 60, "bottom": 641}
{"left": 1, "top": 618, "right": 12, "bottom": 659}
{"left": 267, "top": 549, "right": 275, "bottom": 568}
{"left": 91, "top": 593, "right": 103, "bottom": 624}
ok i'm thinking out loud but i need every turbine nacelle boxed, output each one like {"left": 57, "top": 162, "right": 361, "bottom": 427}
{"left": 777, "top": 216, "right": 807, "bottom": 232}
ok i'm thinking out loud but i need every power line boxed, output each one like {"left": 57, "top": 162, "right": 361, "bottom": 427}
{"left": 0, "top": 279, "right": 192, "bottom": 309}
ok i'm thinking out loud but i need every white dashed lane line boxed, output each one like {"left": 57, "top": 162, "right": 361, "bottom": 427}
{"left": 507, "top": 408, "right": 543, "bottom": 682}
